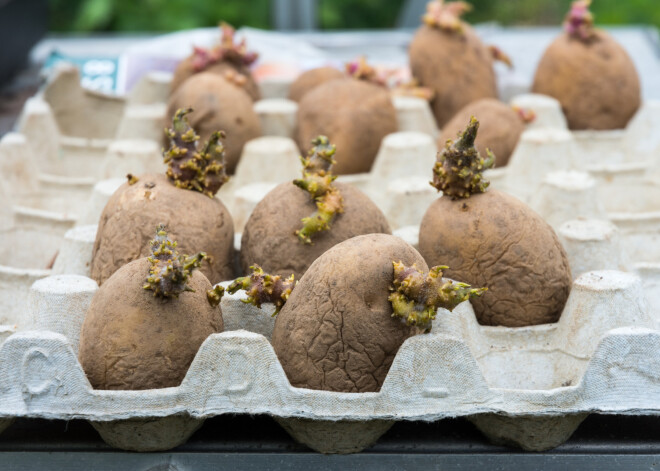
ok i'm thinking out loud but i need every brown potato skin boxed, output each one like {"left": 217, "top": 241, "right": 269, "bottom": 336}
{"left": 295, "top": 78, "right": 398, "bottom": 175}
{"left": 409, "top": 24, "right": 497, "bottom": 128}
{"left": 79, "top": 257, "right": 223, "bottom": 390}
{"left": 166, "top": 73, "right": 262, "bottom": 174}
{"left": 240, "top": 182, "right": 391, "bottom": 280}
{"left": 531, "top": 31, "right": 641, "bottom": 130}
{"left": 437, "top": 98, "right": 524, "bottom": 167}
{"left": 91, "top": 174, "right": 234, "bottom": 286}
{"left": 171, "top": 55, "right": 260, "bottom": 102}
{"left": 418, "top": 190, "right": 572, "bottom": 327}
{"left": 272, "top": 234, "right": 424, "bottom": 393}
{"left": 288, "top": 67, "right": 346, "bottom": 102}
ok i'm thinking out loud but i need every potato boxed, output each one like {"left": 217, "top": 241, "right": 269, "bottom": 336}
{"left": 240, "top": 181, "right": 391, "bottom": 280}
{"left": 167, "top": 73, "right": 262, "bottom": 174}
{"left": 271, "top": 234, "right": 425, "bottom": 393}
{"left": 171, "top": 57, "right": 260, "bottom": 102}
{"left": 532, "top": 30, "right": 640, "bottom": 130}
{"left": 170, "top": 24, "right": 260, "bottom": 101}
{"left": 91, "top": 174, "right": 235, "bottom": 285}
{"left": 409, "top": 23, "right": 497, "bottom": 128}
{"left": 438, "top": 98, "right": 525, "bottom": 166}
{"left": 420, "top": 117, "right": 571, "bottom": 327}
{"left": 79, "top": 256, "right": 223, "bottom": 390}
{"left": 288, "top": 67, "right": 346, "bottom": 102}
{"left": 419, "top": 189, "right": 572, "bottom": 326}
{"left": 295, "top": 78, "right": 397, "bottom": 174}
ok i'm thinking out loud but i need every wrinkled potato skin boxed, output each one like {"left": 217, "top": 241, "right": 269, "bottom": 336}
{"left": 241, "top": 182, "right": 391, "bottom": 280}
{"left": 272, "top": 234, "right": 424, "bottom": 393}
{"left": 91, "top": 174, "right": 234, "bottom": 286}
{"left": 409, "top": 24, "right": 497, "bottom": 128}
{"left": 79, "top": 257, "right": 223, "bottom": 390}
{"left": 166, "top": 73, "right": 262, "bottom": 174}
{"left": 296, "top": 79, "right": 398, "bottom": 175}
{"left": 171, "top": 55, "right": 260, "bottom": 102}
{"left": 288, "top": 67, "right": 346, "bottom": 102}
{"left": 532, "top": 31, "right": 641, "bottom": 130}
{"left": 419, "top": 190, "right": 572, "bottom": 327}
{"left": 438, "top": 98, "right": 524, "bottom": 166}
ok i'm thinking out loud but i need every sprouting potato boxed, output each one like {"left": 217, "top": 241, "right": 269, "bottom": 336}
{"left": 80, "top": 226, "right": 224, "bottom": 390}
{"left": 532, "top": 0, "right": 640, "bottom": 130}
{"left": 438, "top": 98, "right": 530, "bottom": 167}
{"left": 91, "top": 109, "right": 235, "bottom": 286}
{"left": 409, "top": 0, "right": 498, "bottom": 128}
{"left": 240, "top": 136, "right": 391, "bottom": 280}
{"left": 271, "top": 233, "right": 484, "bottom": 392}
{"left": 419, "top": 117, "right": 572, "bottom": 327}
{"left": 171, "top": 22, "right": 260, "bottom": 102}
{"left": 167, "top": 72, "right": 261, "bottom": 174}
{"left": 288, "top": 66, "right": 346, "bottom": 102}
{"left": 295, "top": 77, "right": 397, "bottom": 175}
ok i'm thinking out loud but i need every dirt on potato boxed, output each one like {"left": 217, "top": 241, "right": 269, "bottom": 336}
{"left": 79, "top": 257, "right": 223, "bottom": 390}
{"left": 532, "top": 31, "right": 641, "bottom": 130}
{"left": 409, "top": 24, "right": 497, "bottom": 128}
{"left": 438, "top": 98, "right": 524, "bottom": 167}
{"left": 271, "top": 233, "right": 425, "bottom": 393}
{"left": 419, "top": 189, "right": 572, "bottom": 327}
{"left": 166, "top": 72, "right": 262, "bottom": 174}
{"left": 91, "top": 174, "right": 234, "bottom": 286}
{"left": 288, "top": 67, "right": 346, "bottom": 102}
{"left": 240, "top": 181, "right": 391, "bottom": 280}
{"left": 295, "top": 78, "right": 398, "bottom": 174}
{"left": 171, "top": 55, "right": 260, "bottom": 102}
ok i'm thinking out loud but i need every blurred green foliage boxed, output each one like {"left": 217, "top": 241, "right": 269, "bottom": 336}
{"left": 49, "top": 0, "right": 659, "bottom": 32}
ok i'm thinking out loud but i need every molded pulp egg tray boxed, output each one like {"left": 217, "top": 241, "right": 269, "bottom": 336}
{"left": 0, "top": 65, "right": 660, "bottom": 454}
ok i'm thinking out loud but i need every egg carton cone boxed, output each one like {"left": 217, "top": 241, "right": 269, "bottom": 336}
{"left": 254, "top": 98, "right": 298, "bottom": 138}
{"left": 0, "top": 133, "right": 93, "bottom": 219}
{"left": 495, "top": 96, "right": 660, "bottom": 203}
{"left": 41, "top": 64, "right": 125, "bottom": 140}
{"left": 127, "top": 71, "right": 174, "bottom": 106}
{"left": 15, "top": 67, "right": 165, "bottom": 180}
{"left": 99, "top": 139, "right": 163, "bottom": 180}
{"left": 259, "top": 77, "right": 292, "bottom": 100}
{"left": 526, "top": 165, "right": 660, "bottom": 313}
{"left": 0, "top": 260, "right": 657, "bottom": 453}
{"left": 75, "top": 178, "right": 124, "bottom": 227}
{"left": 0, "top": 129, "right": 164, "bottom": 231}
{"left": 0, "top": 221, "right": 96, "bottom": 337}
{"left": 529, "top": 171, "right": 607, "bottom": 230}
{"left": 391, "top": 96, "right": 438, "bottom": 138}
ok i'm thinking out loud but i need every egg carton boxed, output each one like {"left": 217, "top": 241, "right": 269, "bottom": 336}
{"left": 4, "top": 97, "right": 659, "bottom": 335}
{"left": 0, "top": 245, "right": 656, "bottom": 454}
{"left": 0, "top": 223, "right": 657, "bottom": 452}
{"left": 13, "top": 63, "right": 659, "bottom": 236}
{"left": 226, "top": 94, "right": 660, "bottom": 232}
{"left": 3, "top": 139, "right": 659, "bottom": 351}
{"left": 13, "top": 64, "right": 436, "bottom": 183}
{"left": 532, "top": 171, "right": 660, "bottom": 316}
{"left": 2, "top": 61, "right": 659, "bottom": 454}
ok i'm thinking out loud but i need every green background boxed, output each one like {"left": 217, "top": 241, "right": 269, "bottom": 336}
{"left": 49, "top": 0, "right": 660, "bottom": 33}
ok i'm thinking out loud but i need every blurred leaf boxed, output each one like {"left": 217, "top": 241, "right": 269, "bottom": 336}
{"left": 72, "top": 0, "right": 114, "bottom": 30}
{"left": 48, "top": 0, "right": 659, "bottom": 32}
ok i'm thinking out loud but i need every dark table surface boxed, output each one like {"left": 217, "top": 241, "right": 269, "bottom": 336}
{"left": 3, "top": 414, "right": 660, "bottom": 470}
{"left": 0, "top": 65, "right": 41, "bottom": 138}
